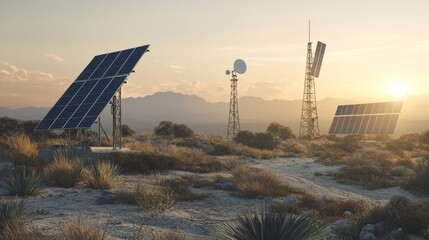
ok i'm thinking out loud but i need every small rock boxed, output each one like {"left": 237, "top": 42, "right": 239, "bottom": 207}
{"left": 213, "top": 182, "right": 233, "bottom": 191}
{"left": 407, "top": 234, "right": 427, "bottom": 240}
{"left": 375, "top": 222, "right": 385, "bottom": 234}
{"left": 389, "top": 228, "right": 404, "bottom": 239}
{"left": 330, "top": 219, "right": 352, "bottom": 229}
{"left": 359, "top": 224, "right": 376, "bottom": 240}
{"left": 283, "top": 195, "right": 298, "bottom": 208}
{"left": 342, "top": 211, "right": 353, "bottom": 218}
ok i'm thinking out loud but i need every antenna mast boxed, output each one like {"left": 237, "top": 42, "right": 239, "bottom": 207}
{"left": 299, "top": 22, "right": 321, "bottom": 139}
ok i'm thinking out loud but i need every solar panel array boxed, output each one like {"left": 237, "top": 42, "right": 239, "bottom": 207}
{"left": 328, "top": 101, "right": 403, "bottom": 135}
{"left": 310, "top": 41, "right": 326, "bottom": 78}
{"left": 36, "top": 45, "right": 150, "bottom": 130}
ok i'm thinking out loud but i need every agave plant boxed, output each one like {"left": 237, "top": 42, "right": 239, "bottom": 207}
{"left": 0, "top": 198, "right": 29, "bottom": 231}
{"left": 7, "top": 168, "right": 42, "bottom": 196}
{"left": 84, "top": 161, "right": 120, "bottom": 189}
{"left": 222, "top": 209, "right": 326, "bottom": 240}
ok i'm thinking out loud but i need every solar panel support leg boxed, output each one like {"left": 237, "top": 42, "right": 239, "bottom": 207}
{"left": 112, "top": 89, "right": 122, "bottom": 150}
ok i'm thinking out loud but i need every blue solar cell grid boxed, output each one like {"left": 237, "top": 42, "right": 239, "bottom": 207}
{"left": 35, "top": 45, "right": 149, "bottom": 130}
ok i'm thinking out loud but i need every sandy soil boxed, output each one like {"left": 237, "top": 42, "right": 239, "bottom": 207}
{"left": 249, "top": 157, "right": 429, "bottom": 203}
{"left": 2, "top": 157, "right": 428, "bottom": 239}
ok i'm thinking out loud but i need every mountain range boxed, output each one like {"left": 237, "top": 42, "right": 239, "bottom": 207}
{"left": 1, "top": 91, "right": 429, "bottom": 136}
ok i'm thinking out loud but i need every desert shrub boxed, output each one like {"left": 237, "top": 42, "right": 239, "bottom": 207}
{"left": 336, "top": 135, "right": 363, "bottom": 152}
{"left": 359, "top": 196, "right": 429, "bottom": 237}
{"left": 223, "top": 158, "right": 245, "bottom": 171}
{"left": 0, "top": 198, "right": 29, "bottom": 234}
{"left": 111, "top": 151, "right": 170, "bottom": 174}
{"left": 235, "top": 131, "right": 255, "bottom": 146}
{"left": 154, "top": 121, "right": 174, "bottom": 137}
{"left": 61, "top": 215, "right": 109, "bottom": 240}
{"left": 154, "top": 121, "right": 193, "bottom": 138}
{"left": 2, "top": 134, "right": 38, "bottom": 167}
{"left": 266, "top": 122, "right": 296, "bottom": 140}
{"left": 167, "top": 147, "right": 223, "bottom": 173}
{"left": 172, "top": 124, "right": 194, "bottom": 138}
{"left": 159, "top": 178, "right": 208, "bottom": 201}
{"left": 252, "top": 132, "right": 278, "bottom": 150}
{"left": 420, "top": 130, "right": 429, "bottom": 145}
{"left": 0, "top": 117, "right": 21, "bottom": 137}
{"left": 232, "top": 165, "right": 298, "bottom": 198}
{"left": 404, "top": 157, "right": 429, "bottom": 194}
{"left": 44, "top": 154, "right": 82, "bottom": 188}
{"left": 7, "top": 168, "right": 42, "bottom": 196}
{"left": 387, "top": 133, "right": 421, "bottom": 152}
{"left": 84, "top": 161, "right": 120, "bottom": 189}
{"left": 222, "top": 209, "right": 326, "bottom": 240}
{"left": 235, "top": 131, "right": 279, "bottom": 150}
{"left": 287, "top": 143, "right": 308, "bottom": 155}
{"left": 116, "top": 181, "right": 175, "bottom": 213}
{"left": 121, "top": 124, "right": 135, "bottom": 137}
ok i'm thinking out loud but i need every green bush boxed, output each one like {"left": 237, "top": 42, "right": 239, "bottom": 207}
{"left": 154, "top": 121, "right": 194, "bottom": 138}
{"left": 222, "top": 209, "right": 326, "bottom": 240}
{"left": 121, "top": 124, "right": 135, "bottom": 137}
{"left": 267, "top": 122, "right": 296, "bottom": 141}
{"left": 7, "top": 168, "right": 42, "bottom": 196}
{"left": 235, "top": 131, "right": 278, "bottom": 150}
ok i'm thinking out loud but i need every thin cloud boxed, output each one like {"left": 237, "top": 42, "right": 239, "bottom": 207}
{"left": 0, "top": 60, "right": 70, "bottom": 108}
{"left": 44, "top": 53, "right": 64, "bottom": 62}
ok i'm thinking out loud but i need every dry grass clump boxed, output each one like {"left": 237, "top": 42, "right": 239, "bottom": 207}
{"left": 113, "top": 144, "right": 223, "bottom": 173}
{"left": 44, "top": 153, "right": 82, "bottom": 188}
{"left": 232, "top": 165, "right": 299, "bottom": 198}
{"left": 358, "top": 196, "right": 429, "bottom": 238}
{"left": 167, "top": 147, "right": 223, "bottom": 173}
{"left": 1, "top": 134, "right": 38, "bottom": 166}
{"left": 116, "top": 180, "right": 175, "bottom": 213}
{"left": 0, "top": 198, "right": 29, "bottom": 236}
{"left": 159, "top": 178, "right": 208, "bottom": 201}
{"left": 61, "top": 215, "right": 110, "bottom": 240}
{"left": 83, "top": 161, "right": 120, "bottom": 189}
{"left": 116, "top": 177, "right": 206, "bottom": 212}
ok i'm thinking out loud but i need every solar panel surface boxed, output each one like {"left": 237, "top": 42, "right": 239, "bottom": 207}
{"left": 36, "top": 45, "right": 149, "bottom": 130}
{"left": 328, "top": 101, "right": 403, "bottom": 135}
{"left": 310, "top": 41, "right": 326, "bottom": 78}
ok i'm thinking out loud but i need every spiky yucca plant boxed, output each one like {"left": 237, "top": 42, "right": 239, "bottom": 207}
{"left": 84, "top": 161, "right": 120, "bottom": 190}
{"left": 7, "top": 168, "right": 42, "bottom": 196}
{"left": 0, "top": 198, "right": 29, "bottom": 232}
{"left": 222, "top": 209, "right": 326, "bottom": 240}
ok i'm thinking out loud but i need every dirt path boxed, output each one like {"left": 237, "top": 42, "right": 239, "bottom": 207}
{"left": 249, "top": 157, "right": 429, "bottom": 203}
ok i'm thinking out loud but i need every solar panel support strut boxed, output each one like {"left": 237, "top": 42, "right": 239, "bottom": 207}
{"left": 112, "top": 89, "right": 122, "bottom": 150}
{"left": 299, "top": 42, "right": 320, "bottom": 139}
{"left": 227, "top": 71, "right": 240, "bottom": 138}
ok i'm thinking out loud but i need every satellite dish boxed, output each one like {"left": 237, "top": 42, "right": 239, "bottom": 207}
{"left": 225, "top": 70, "right": 230, "bottom": 75}
{"left": 233, "top": 59, "right": 247, "bottom": 74}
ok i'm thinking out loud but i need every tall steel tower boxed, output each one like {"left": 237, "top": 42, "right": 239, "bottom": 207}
{"left": 226, "top": 59, "right": 247, "bottom": 138}
{"left": 227, "top": 71, "right": 240, "bottom": 138}
{"left": 299, "top": 23, "right": 326, "bottom": 139}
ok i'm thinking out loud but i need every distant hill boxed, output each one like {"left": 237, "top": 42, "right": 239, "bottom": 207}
{"left": 1, "top": 91, "right": 428, "bottom": 136}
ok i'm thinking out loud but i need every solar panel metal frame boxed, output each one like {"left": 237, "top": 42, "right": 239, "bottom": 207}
{"left": 328, "top": 101, "right": 403, "bottom": 135}
{"left": 36, "top": 45, "right": 150, "bottom": 131}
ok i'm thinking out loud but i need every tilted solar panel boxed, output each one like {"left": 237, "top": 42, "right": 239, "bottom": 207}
{"left": 36, "top": 45, "right": 149, "bottom": 130}
{"left": 310, "top": 41, "right": 326, "bottom": 78}
{"left": 328, "top": 101, "right": 403, "bottom": 135}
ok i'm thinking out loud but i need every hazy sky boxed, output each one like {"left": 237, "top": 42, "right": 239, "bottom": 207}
{"left": 1, "top": 0, "right": 429, "bottom": 108}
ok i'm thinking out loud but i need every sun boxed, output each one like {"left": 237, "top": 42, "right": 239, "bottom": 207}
{"left": 389, "top": 81, "right": 408, "bottom": 98}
